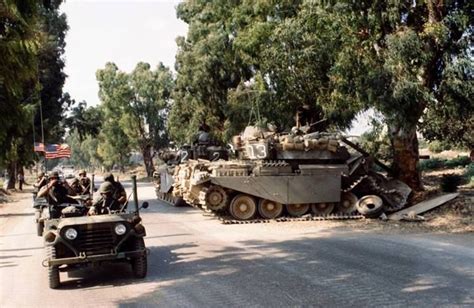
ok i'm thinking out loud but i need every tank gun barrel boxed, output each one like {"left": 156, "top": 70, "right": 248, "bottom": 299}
{"left": 340, "top": 137, "right": 393, "bottom": 175}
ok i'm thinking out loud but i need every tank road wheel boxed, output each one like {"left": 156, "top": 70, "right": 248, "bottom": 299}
{"left": 46, "top": 246, "right": 60, "bottom": 289}
{"left": 131, "top": 238, "right": 148, "bottom": 278}
{"left": 258, "top": 199, "right": 283, "bottom": 219}
{"left": 205, "top": 186, "right": 229, "bottom": 211}
{"left": 310, "top": 203, "right": 335, "bottom": 216}
{"left": 356, "top": 195, "right": 384, "bottom": 218}
{"left": 286, "top": 204, "right": 309, "bottom": 217}
{"left": 336, "top": 192, "right": 358, "bottom": 214}
{"left": 230, "top": 194, "right": 257, "bottom": 220}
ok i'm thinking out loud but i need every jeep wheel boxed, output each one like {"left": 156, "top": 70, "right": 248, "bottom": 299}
{"left": 37, "top": 221, "right": 44, "bottom": 237}
{"left": 46, "top": 246, "right": 60, "bottom": 289}
{"left": 131, "top": 238, "right": 147, "bottom": 278}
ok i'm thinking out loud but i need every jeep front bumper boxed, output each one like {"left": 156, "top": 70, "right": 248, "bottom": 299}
{"left": 46, "top": 248, "right": 147, "bottom": 267}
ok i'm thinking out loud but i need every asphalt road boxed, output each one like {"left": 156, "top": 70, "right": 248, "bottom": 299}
{"left": 0, "top": 182, "right": 473, "bottom": 307}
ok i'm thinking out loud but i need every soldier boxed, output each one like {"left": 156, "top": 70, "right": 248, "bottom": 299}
{"left": 33, "top": 172, "right": 48, "bottom": 191}
{"left": 37, "top": 171, "right": 77, "bottom": 218}
{"left": 295, "top": 103, "right": 326, "bottom": 133}
{"left": 78, "top": 169, "right": 91, "bottom": 195}
{"left": 103, "top": 173, "right": 127, "bottom": 205}
{"left": 88, "top": 182, "right": 122, "bottom": 215}
{"left": 68, "top": 178, "right": 83, "bottom": 195}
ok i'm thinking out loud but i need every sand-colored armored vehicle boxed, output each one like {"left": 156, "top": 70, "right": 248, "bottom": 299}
{"left": 165, "top": 125, "right": 411, "bottom": 221}
{"left": 154, "top": 133, "right": 228, "bottom": 206}
{"left": 42, "top": 176, "right": 148, "bottom": 289}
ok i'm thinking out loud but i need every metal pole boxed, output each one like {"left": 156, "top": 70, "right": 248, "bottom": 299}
{"left": 39, "top": 101, "right": 45, "bottom": 144}
{"left": 132, "top": 175, "right": 139, "bottom": 212}
{"left": 90, "top": 174, "right": 95, "bottom": 195}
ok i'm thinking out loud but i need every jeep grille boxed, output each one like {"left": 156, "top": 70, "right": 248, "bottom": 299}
{"left": 75, "top": 223, "right": 116, "bottom": 255}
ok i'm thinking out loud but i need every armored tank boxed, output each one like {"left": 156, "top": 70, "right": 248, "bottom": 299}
{"left": 154, "top": 133, "right": 229, "bottom": 206}
{"left": 169, "top": 125, "right": 412, "bottom": 220}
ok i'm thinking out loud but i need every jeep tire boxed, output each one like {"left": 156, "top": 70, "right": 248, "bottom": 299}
{"left": 46, "top": 246, "right": 60, "bottom": 289}
{"left": 131, "top": 238, "right": 147, "bottom": 278}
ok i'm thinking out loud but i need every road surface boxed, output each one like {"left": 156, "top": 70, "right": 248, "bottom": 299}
{"left": 1, "top": 182, "right": 473, "bottom": 307}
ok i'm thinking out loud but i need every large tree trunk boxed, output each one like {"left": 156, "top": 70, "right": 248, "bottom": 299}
{"left": 388, "top": 125, "right": 424, "bottom": 192}
{"left": 142, "top": 146, "right": 155, "bottom": 177}
{"left": 6, "top": 161, "right": 16, "bottom": 190}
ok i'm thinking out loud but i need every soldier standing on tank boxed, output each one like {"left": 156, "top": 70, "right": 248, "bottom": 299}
{"left": 103, "top": 173, "right": 127, "bottom": 205}
{"left": 78, "top": 169, "right": 91, "bottom": 195}
{"left": 296, "top": 103, "right": 326, "bottom": 133}
{"left": 88, "top": 182, "right": 122, "bottom": 215}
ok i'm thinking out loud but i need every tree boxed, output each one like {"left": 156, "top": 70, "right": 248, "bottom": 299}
{"left": 170, "top": 0, "right": 473, "bottom": 192}
{"left": 1, "top": 0, "right": 70, "bottom": 188}
{"left": 96, "top": 62, "right": 173, "bottom": 176}
{"left": 65, "top": 100, "right": 103, "bottom": 141}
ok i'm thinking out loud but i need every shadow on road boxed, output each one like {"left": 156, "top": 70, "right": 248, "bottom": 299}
{"left": 114, "top": 237, "right": 473, "bottom": 307}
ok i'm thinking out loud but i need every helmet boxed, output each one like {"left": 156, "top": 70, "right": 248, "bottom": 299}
{"left": 38, "top": 172, "right": 45, "bottom": 178}
{"left": 104, "top": 173, "right": 114, "bottom": 182}
{"left": 98, "top": 182, "right": 114, "bottom": 194}
{"left": 50, "top": 171, "right": 60, "bottom": 179}
{"left": 79, "top": 169, "right": 86, "bottom": 176}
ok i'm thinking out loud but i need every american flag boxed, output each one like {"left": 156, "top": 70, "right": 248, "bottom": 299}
{"left": 44, "top": 144, "right": 72, "bottom": 159}
{"left": 34, "top": 142, "right": 45, "bottom": 152}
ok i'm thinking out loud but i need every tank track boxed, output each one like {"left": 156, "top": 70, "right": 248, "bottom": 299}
{"left": 342, "top": 174, "right": 407, "bottom": 212}
{"left": 364, "top": 176, "right": 407, "bottom": 212}
{"left": 216, "top": 214, "right": 364, "bottom": 225}
{"left": 156, "top": 188, "right": 364, "bottom": 224}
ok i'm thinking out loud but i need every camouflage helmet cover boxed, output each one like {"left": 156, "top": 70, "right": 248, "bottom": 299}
{"left": 99, "top": 181, "right": 114, "bottom": 194}
{"left": 104, "top": 173, "right": 114, "bottom": 182}
{"left": 79, "top": 169, "right": 86, "bottom": 175}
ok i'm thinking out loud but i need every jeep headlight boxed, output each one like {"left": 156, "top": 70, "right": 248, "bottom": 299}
{"left": 114, "top": 223, "right": 127, "bottom": 235}
{"left": 65, "top": 228, "right": 77, "bottom": 240}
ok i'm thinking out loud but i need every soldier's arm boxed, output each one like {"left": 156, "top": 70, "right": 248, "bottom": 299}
{"left": 37, "top": 180, "right": 56, "bottom": 197}
{"left": 117, "top": 183, "right": 127, "bottom": 204}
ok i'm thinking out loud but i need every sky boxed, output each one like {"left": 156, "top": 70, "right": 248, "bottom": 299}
{"left": 60, "top": 0, "right": 188, "bottom": 107}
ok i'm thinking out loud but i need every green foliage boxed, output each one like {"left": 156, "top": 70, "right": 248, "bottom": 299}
{"left": 65, "top": 101, "right": 103, "bottom": 140}
{"left": 440, "top": 174, "right": 462, "bottom": 192}
{"left": 66, "top": 129, "right": 102, "bottom": 169}
{"left": 419, "top": 156, "right": 472, "bottom": 171}
{"left": 419, "top": 158, "right": 446, "bottom": 171}
{"left": 445, "top": 156, "right": 471, "bottom": 169}
{"left": 1, "top": 1, "right": 69, "bottom": 186}
{"left": 169, "top": 0, "right": 472, "bottom": 191}
{"left": 96, "top": 62, "right": 173, "bottom": 175}
{"left": 357, "top": 115, "right": 391, "bottom": 161}
{"left": 427, "top": 140, "right": 451, "bottom": 153}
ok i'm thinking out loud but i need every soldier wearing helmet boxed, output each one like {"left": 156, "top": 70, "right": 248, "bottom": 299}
{"left": 103, "top": 173, "right": 127, "bottom": 205}
{"left": 88, "top": 181, "right": 122, "bottom": 215}
{"left": 33, "top": 172, "right": 48, "bottom": 191}
{"left": 78, "top": 169, "right": 91, "bottom": 195}
{"left": 37, "top": 171, "right": 77, "bottom": 217}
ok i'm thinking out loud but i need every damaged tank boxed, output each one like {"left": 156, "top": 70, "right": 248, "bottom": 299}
{"left": 167, "top": 125, "right": 412, "bottom": 221}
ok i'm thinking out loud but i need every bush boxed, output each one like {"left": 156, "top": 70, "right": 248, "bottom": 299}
{"left": 445, "top": 156, "right": 471, "bottom": 168}
{"left": 428, "top": 140, "right": 451, "bottom": 153}
{"left": 465, "top": 163, "right": 474, "bottom": 178}
{"left": 440, "top": 174, "right": 463, "bottom": 192}
{"left": 419, "top": 158, "right": 445, "bottom": 171}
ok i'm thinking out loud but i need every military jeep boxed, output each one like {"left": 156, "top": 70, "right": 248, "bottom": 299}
{"left": 43, "top": 175, "right": 149, "bottom": 289}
